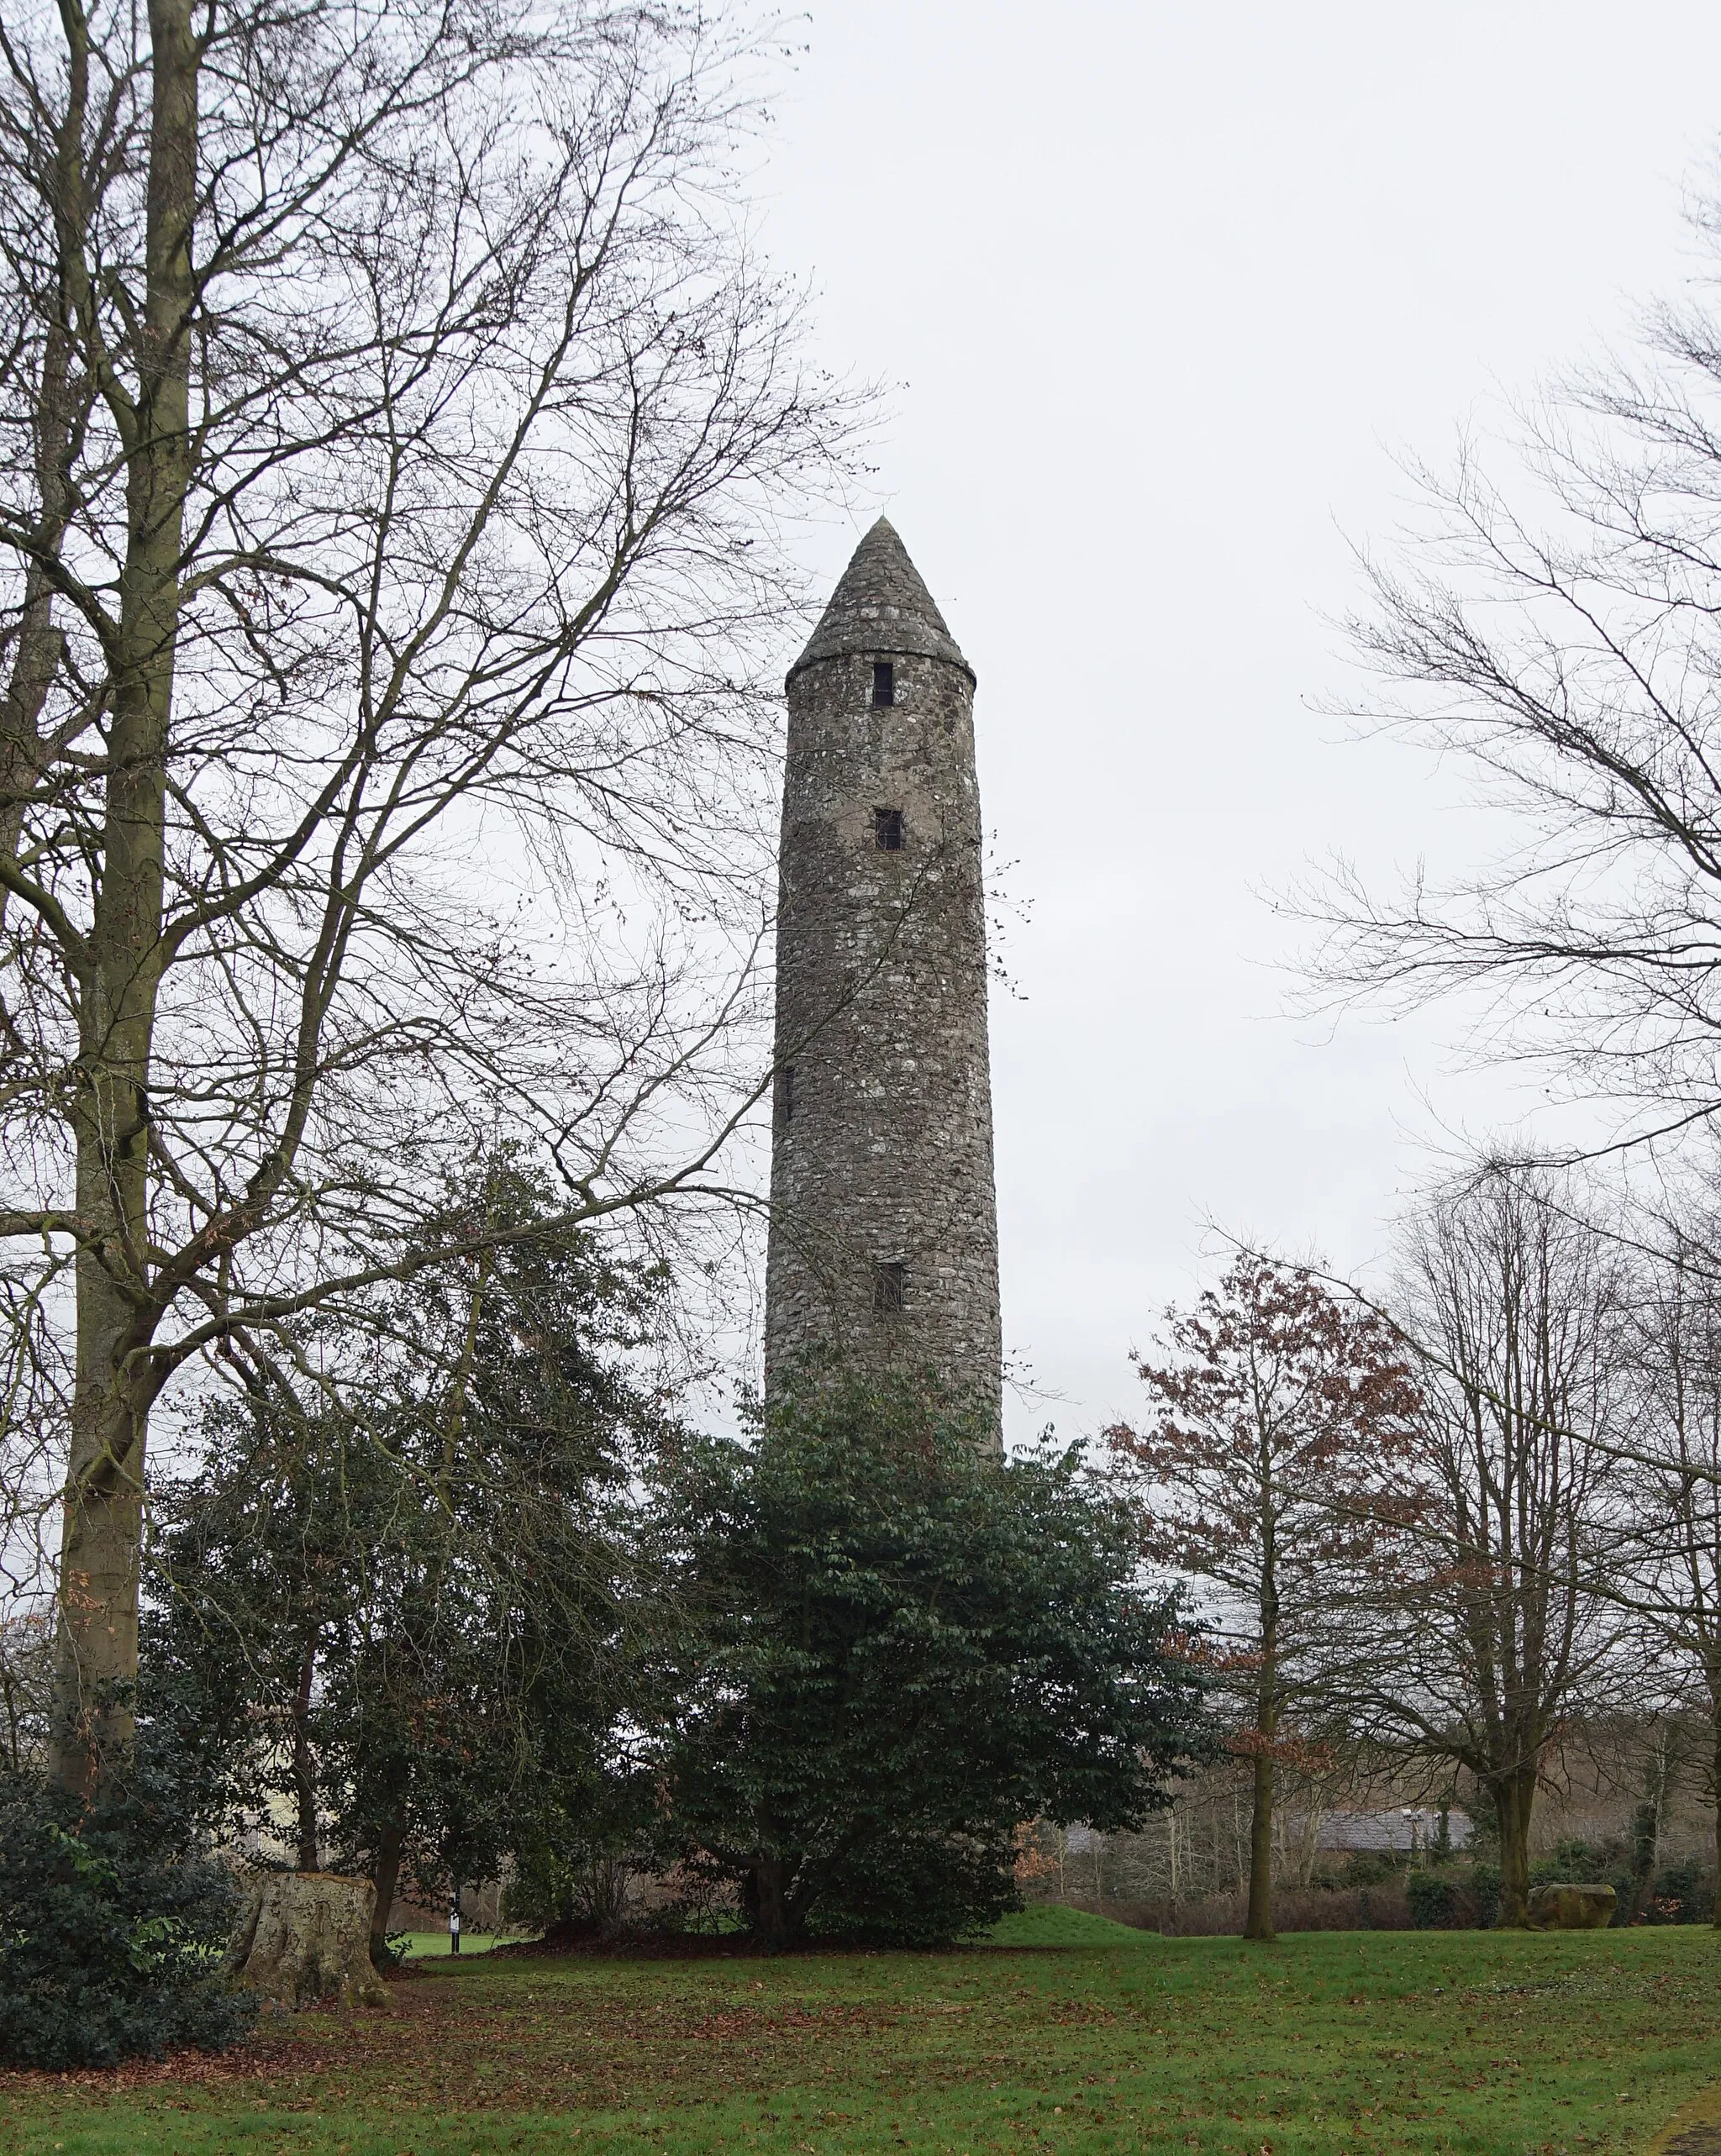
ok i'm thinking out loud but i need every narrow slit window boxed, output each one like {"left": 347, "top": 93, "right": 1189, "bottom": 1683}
{"left": 871, "top": 660, "right": 895, "bottom": 707}
{"left": 872, "top": 1260, "right": 906, "bottom": 1316}
{"left": 874, "top": 807, "right": 903, "bottom": 852}
{"left": 777, "top": 1062, "right": 796, "bottom": 1124}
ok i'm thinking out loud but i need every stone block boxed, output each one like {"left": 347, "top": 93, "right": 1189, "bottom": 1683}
{"left": 1527, "top": 1881, "right": 1615, "bottom": 1930}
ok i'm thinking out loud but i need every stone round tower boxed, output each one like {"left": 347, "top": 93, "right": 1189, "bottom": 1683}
{"left": 764, "top": 519, "right": 1002, "bottom": 1428}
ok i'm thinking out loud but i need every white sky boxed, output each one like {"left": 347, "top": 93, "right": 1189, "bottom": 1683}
{"left": 751, "top": 0, "right": 1721, "bottom": 1446}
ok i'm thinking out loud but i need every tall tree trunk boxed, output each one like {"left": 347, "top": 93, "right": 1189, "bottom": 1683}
{"left": 49, "top": 0, "right": 197, "bottom": 1796}
{"left": 370, "top": 1811, "right": 408, "bottom": 1966}
{"left": 292, "top": 1630, "right": 320, "bottom": 1872}
{"left": 1629, "top": 1796, "right": 1658, "bottom": 1922}
{"left": 1244, "top": 1543, "right": 1278, "bottom": 1943}
{"left": 0, "top": 308, "right": 73, "bottom": 887}
{"left": 1629, "top": 1716, "right": 1678, "bottom": 1922}
{"left": 1244, "top": 1740, "right": 1276, "bottom": 1941}
{"left": 1712, "top": 1699, "right": 1721, "bottom": 1933}
{"left": 747, "top": 1855, "right": 795, "bottom": 1952}
{"left": 0, "top": 0, "right": 81, "bottom": 877}
{"left": 1493, "top": 1768, "right": 1536, "bottom": 1927}
{"left": 50, "top": 1342, "right": 155, "bottom": 1792}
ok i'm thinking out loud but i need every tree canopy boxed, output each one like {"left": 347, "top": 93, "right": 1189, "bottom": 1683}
{"left": 145, "top": 1154, "right": 673, "bottom": 1956}
{"left": 648, "top": 1365, "right": 1212, "bottom": 1949}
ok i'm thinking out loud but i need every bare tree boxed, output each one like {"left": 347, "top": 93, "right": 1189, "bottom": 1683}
{"left": 1108, "top": 1255, "right": 1418, "bottom": 1943}
{"left": 1360, "top": 1165, "right": 1628, "bottom": 1927}
{"left": 1604, "top": 1218, "right": 1721, "bottom": 1925}
{"left": 0, "top": 0, "right": 865, "bottom": 1792}
{"left": 1295, "top": 184, "right": 1721, "bottom": 1145}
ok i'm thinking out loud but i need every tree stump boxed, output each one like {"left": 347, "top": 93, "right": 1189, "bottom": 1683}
{"left": 228, "top": 1870, "right": 391, "bottom": 2009}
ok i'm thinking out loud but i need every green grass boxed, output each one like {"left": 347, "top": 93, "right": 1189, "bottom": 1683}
{"left": 393, "top": 1931, "right": 512, "bottom": 1959}
{"left": 4, "top": 1910, "right": 1718, "bottom": 2156}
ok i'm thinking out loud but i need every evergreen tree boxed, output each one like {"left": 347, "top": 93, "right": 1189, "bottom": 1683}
{"left": 650, "top": 1365, "right": 1213, "bottom": 1949}
{"left": 146, "top": 1155, "right": 671, "bottom": 1959}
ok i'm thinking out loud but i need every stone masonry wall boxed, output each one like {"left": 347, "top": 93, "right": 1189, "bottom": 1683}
{"left": 763, "top": 598, "right": 1003, "bottom": 1428}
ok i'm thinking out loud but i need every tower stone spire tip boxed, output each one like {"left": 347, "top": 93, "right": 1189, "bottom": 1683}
{"left": 788, "top": 518, "right": 972, "bottom": 686}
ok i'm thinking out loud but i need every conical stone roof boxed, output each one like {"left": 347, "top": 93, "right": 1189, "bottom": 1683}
{"left": 787, "top": 518, "right": 974, "bottom": 685}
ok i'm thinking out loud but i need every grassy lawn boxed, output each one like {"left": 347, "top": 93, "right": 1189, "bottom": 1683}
{"left": 394, "top": 1933, "right": 513, "bottom": 1959}
{"left": 3, "top": 1906, "right": 1718, "bottom": 2156}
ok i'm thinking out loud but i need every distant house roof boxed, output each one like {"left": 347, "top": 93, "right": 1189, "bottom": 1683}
{"left": 1307, "top": 1808, "right": 1473, "bottom": 1854}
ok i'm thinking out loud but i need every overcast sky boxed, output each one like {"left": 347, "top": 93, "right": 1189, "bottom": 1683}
{"left": 750, "top": 1, "right": 1721, "bottom": 1445}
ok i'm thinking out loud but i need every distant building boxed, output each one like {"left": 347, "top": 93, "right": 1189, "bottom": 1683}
{"left": 1304, "top": 1808, "right": 1473, "bottom": 1857}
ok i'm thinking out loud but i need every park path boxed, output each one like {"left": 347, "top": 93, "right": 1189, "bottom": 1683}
{"left": 1650, "top": 2085, "right": 1721, "bottom": 2153}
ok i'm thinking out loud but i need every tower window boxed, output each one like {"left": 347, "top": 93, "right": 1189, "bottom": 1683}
{"left": 871, "top": 660, "right": 895, "bottom": 707}
{"left": 777, "top": 1062, "right": 795, "bottom": 1124}
{"left": 874, "top": 807, "right": 903, "bottom": 852}
{"left": 872, "top": 1260, "right": 906, "bottom": 1316}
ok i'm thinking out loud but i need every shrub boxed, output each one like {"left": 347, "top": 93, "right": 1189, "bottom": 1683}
{"left": 1406, "top": 1871, "right": 1455, "bottom": 1928}
{"left": 1641, "top": 1857, "right": 1717, "bottom": 1925}
{"left": 1091, "top": 1885, "right": 1421, "bottom": 1935}
{"left": 503, "top": 1769, "right": 660, "bottom": 1941}
{"left": 1471, "top": 1862, "right": 1501, "bottom": 1929}
{"left": 1530, "top": 1837, "right": 1612, "bottom": 1886}
{"left": 1528, "top": 1839, "right": 1634, "bottom": 1924}
{"left": 805, "top": 1830, "right": 1022, "bottom": 1948}
{"left": 1337, "top": 1852, "right": 1403, "bottom": 1889}
{"left": 0, "top": 1761, "right": 255, "bottom": 2069}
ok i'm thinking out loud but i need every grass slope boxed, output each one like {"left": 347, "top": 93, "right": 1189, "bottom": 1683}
{"left": 3, "top": 1917, "right": 1718, "bottom": 2155}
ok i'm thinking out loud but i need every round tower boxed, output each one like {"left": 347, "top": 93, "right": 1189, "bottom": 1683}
{"left": 764, "top": 519, "right": 1002, "bottom": 1429}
